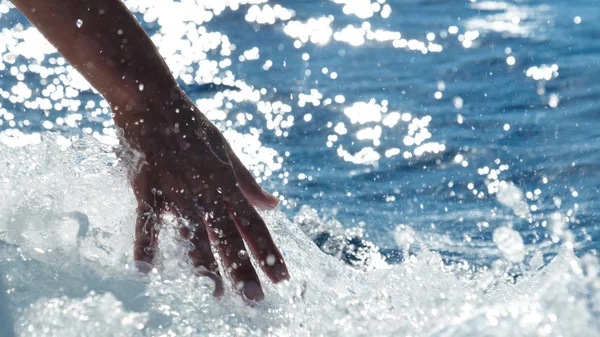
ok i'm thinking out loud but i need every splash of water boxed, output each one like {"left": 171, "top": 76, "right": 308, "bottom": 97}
{"left": 0, "top": 135, "right": 598, "bottom": 336}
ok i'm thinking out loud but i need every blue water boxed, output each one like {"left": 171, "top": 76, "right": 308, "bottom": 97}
{"left": 223, "top": 0, "right": 600, "bottom": 256}
{"left": 1, "top": 1, "right": 600, "bottom": 336}
{"left": 6, "top": 0, "right": 598, "bottom": 255}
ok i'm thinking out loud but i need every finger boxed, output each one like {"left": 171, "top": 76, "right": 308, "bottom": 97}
{"left": 131, "top": 165, "right": 163, "bottom": 273}
{"left": 203, "top": 204, "right": 264, "bottom": 302}
{"left": 179, "top": 218, "right": 224, "bottom": 297}
{"left": 228, "top": 146, "right": 280, "bottom": 209}
{"left": 226, "top": 194, "right": 289, "bottom": 283}
{"left": 160, "top": 175, "right": 225, "bottom": 297}
{"left": 134, "top": 202, "right": 161, "bottom": 273}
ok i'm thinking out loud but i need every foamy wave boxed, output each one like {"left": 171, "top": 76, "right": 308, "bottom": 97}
{"left": 0, "top": 136, "right": 598, "bottom": 336}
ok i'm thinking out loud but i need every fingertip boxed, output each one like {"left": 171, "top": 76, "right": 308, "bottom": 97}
{"left": 269, "top": 262, "right": 290, "bottom": 283}
{"left": 214, "top": 282, "right": 225, "bottom": 298}
{"left": 196, "top": 269, "right": 225, "bottom": 298}
{"left": 133, "top": 244, "right": 155, "bottom": 273}
{"left": 241, "top": 281, "right": 264, "bottom": 302}
{"left": 260, "top": 191, "right": 281, "bottom": 209}
{"left": 134, "top": 260, "right": 154, "bottom": 274}
{"left": 245, "top": 188, "right": 280, "bottom": 209}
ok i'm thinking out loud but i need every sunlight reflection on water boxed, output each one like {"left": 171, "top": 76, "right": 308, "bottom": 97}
{"left": 1, "top": 0, "right": 599, "bottom": 335}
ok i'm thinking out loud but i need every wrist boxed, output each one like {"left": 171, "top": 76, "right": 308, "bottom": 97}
{"left": 110, "top": 86, "right": 197, "bottom": 142}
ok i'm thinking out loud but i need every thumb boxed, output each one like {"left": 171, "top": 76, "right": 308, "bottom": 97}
{"left": 228, "top": 146, "right": 280, "bottom": 209}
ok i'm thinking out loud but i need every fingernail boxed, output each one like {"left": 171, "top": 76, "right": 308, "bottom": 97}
{"left": 267, "top": 193, "right": 281, "bottom": 207}
{"left": 256, "top": 190, "right": 280, "bottom": 209}
{"left": 242, "top": 281, "right": 264, "bottom": 302}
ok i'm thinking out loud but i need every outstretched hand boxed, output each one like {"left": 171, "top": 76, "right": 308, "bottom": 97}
{"left": 123, "top": 94, "right": 289, "bottom": 301}
{"left": 8, "top": 0, "right": 289, "bottom": 303}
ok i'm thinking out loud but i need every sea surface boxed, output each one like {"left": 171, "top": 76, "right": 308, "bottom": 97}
{"left": 1, "top": 0, "right": 599, "bottom": 336}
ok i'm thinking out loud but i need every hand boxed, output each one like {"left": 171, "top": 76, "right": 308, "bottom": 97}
{"left": 121, "top": 94, "right": 289, "bottom": 302}
{"left": 8, "top": 0, "right": 288, "bottom": 302}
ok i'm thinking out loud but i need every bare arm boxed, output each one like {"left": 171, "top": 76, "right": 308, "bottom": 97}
{"left": 10, "top": 0, "right": 175, "bottom": 121}
{"left": 10, "top": 0, "right": 289, "bottom": 301}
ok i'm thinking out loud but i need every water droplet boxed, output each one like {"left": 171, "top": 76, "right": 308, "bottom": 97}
{"left": 238, "top": 250, "right": 248, "bottom": 260}
{"left": 143, "top": 246, "right": 155, "bottom": 256}
{"left": 265, "top": 254, "right": 276, "bottom": 266}
{"left": 76, "top": 19, "right": 83, "bottom": 28}
{"left": 493, "top": 227, "right": 525, "bottom": 263}
{"left": 138, "top": 84, "right": 144, "bottom": 91}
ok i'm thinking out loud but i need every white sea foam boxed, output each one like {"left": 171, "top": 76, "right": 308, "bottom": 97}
{"left": 0, "top": 136, "right": 599, "bottom": 336}
{"left": 493, "top": 226, "right": 525, "bottom": 264}
{"left": 497, "top": 181, "right": 531, "bottom": 218}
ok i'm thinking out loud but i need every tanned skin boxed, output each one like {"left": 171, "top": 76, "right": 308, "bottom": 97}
{"left": 9, "top": 0, "right": 289, "bottom": 302}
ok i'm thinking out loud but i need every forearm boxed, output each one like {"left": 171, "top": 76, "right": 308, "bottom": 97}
{"left": 10, "top": 0, "right": 180, "bottom": 128}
